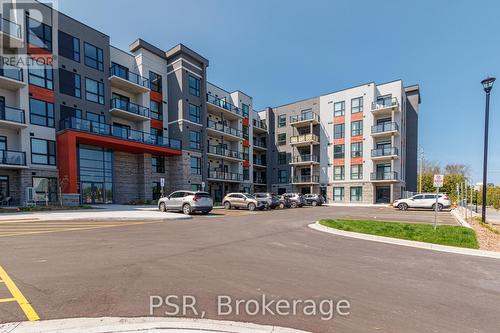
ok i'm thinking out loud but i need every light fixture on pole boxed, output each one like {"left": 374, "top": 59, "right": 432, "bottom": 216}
{"left": 480, "top": 77, "right": 495, "bottom": 223}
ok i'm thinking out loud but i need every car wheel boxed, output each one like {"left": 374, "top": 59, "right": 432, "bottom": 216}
{"left": 182, "top": 204, "right": 192, "bottom": 215}
{"left": 224, "top": 201, "right": 231, "bottom": 210}
{"left": 159, "top": 202, "right": 167, "bottom": 212}
{"left": 290, "top": 201, "right": 297, "bottom": 208}
{"left": 311, "top": 201, "right": 318, "bottom": 206}
{"left": 248, "top": 203, "right": 256, "bottom": 211}
{"left": 279, "top": 203, "right": 285, "bottom": 209}
{"left": 432, "top": 203, "right": 444, "bottom": 211}
{"left": 398, "top": 203, "right": 408, "bottom": 211}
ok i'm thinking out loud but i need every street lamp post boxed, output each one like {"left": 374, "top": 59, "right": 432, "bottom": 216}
{"left": 480, "top": 77, "right": 496, "bottom": 223}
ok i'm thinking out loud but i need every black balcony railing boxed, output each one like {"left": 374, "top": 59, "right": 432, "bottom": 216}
{"left": 254, "top": 158, "right": 266, "bottom": 166}
{"left": 254, "top": 178, "right": 266, "bottom": 184}
{"left": 252, "top": 119, "right": 268, "bottom": 131}
{"left": 208, "top": 170, "right": 244, "bottom": 181}
{"left": 292, "top": 154, "right": 319, "bottom": 163}
{"left": 206, "top": 94, "right": 242, "bottom": 116}
{"left": 290, "top": 111, "right": 320, "bottom": 123}
{"left": 60, "top": 117, "right": 181, "bottom": 150}
{"left": 207, "top": 145, "right": 244, "bottom": 160}
{"left": 110, "top": 64, "right": 149, "bottom": 88}
{"left": 371, "top": 122, "right": 399, "bottom": 134}
{"left": 253, "top": 140, "right": 267, "bottom": 149}
{"left": 0, "top": 150, "right": 26, "bottom": 166}
{"left": 372, "top": 97, "right": 398, "bottom": 110}
{"left": 111, "top": 98, "right": 150, "bottom": 118}
{"left": 0, "top": 15, "right": 21, "bottom": 38}
{"left": 0, "top": 106, "right": 25, "bottom": 124}
{"left": 207, "top": 120, "right": 243, "bottom": 138}
{"left": 371, "top": 147, "right": 399, "bottom": 157}
{"left": 370, "top": 171, "right": 398, "bottom": 181}
{"left": 292, "top": 175, "right": 320, "bottom": 183}
{"left": 0, "top": 63, "right": 23, "bottom": 82}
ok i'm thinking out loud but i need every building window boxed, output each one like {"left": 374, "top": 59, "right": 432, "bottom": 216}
{"left": 149, "top": 71, "right": 162, "bottom": 93}
{"left": 152, "top": 156, "right": 165, "bottom": 173}
{"left": 351, "top": 142, "right": 363, "bottom": 158}
{"left": 188, "top": 75, "right": 200, "bottom": 97}
{"left": 351, "top": 164, "right": 363, "bottom": 180}
{"left": 278, "top": 170, "right": 288, "bottom": 183}
{"left": 58, "top": 31, "right": 80, "bottom": 62}
{"left": 189, "top": 104, "right": 201, "bottom": 123}
{"left": 28, "top": 62, "right": 53, "bottom": 90}
{"left": 29, "top": 98, "right": 54, "bottom": 127}
{"left": 351, "top": 120, "right": 363, "bottom": 136}
{"left": 351, "top": 97, "right": 363, "bottom": 113}
{"left": 33, "top": 177, "right": 58, "bottom": 203}
{"left": 278, "top": 152, "right": 287, "bottom": 164}
{"left": 278, "top": 114, "right": 286, "bottom": 127}
{"left": 333, "top": 144, "right": 345, "bottom": 159}
{"left": 191, "top": 157, "right": 201, "bottom": 175}
{"left": 334, "top": 101, "right": 345, "bottom": 117}
{"left": 334, "top": 166, "right": 344, "bottom": 180}
{"left": 150, "top": 100, "right": 162, "bottom": 120}
{"left": 85, "top": 78, "right": 105, "bottom": 104}
{"left": 350, "top": 186, "right": 362, "bottom": 201}
{"left": 277, "top": 133, "right": 286, "bottom": 145}
{"left": 189, "top": 131, "right": 201, "bottom": 149}
{"left": 27, "top": 17, "right": 52, "bottom": 51}
{"left": 191, "top": 184, "right": 202, "bottom": 191}
{"left": 242, "top": 125, "right": 249, "bottom": 139}
{"left": 31, "top": 138, "right": 56, "bottom": 165}
{"left": 333, "top": 187, "right": 344, "bottom": 201}
{"left": 84, "top": 42, "right": 104, "bottom": 71}
{"left": 59, "top": 69, "right": 81, "bottom": 98}
{"left": 242, "top": 104, "right": 249, "bottom": 117}
{"left": 334, "top": 123, "right": 345, "bottom": 139}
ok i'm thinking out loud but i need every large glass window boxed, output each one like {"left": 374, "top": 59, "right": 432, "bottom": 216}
{"left": 84, "top": 42, "right": 104, "bottom": 71}
{"left": 351, "top": 164, "right": 363, "bottom": 180}
{"left": 27, "top": 17, "right": 52, "bottom": 51}
{"left": 278, "top": 152, "right": 287, "bottom": 165}
{"left": 28, "top": 62, "right": 53, "bottom": 89}
{"left": 242, "top": 104, "right": 249, "bottom": 117}
{"left": 189, "top": 130, "right": 201, "bottom": 149}
{"left": 58, "top": 31, "right": 80, "bottom": 62}
{"left": 152, "top": 155, "right": 165, "bottom": 173}
{"left": 334, "top": 101, "right": 345, "bottom": 117}
{"left": 30, "top": 98, "right": 54, "bottom": 127}
{"left": 334, "top": 123, "right": 345, "bottom": 139}
{"left": 59, "top": 69, "right": 81, "bottom": 98}
{"left": 350, "top": 186, "right": 362, "bottom": 201}
{"left": 334, "top": 166, "right": 344, "bottom": 180}
{"left": 191, "top": 157, "right": 201, "bottom": 175}
{"left": 334, "top": 144, "right": 345, "bottom": 159}
{"left": 150, "top": 100, "right": 162, "bottom": 120}
{"left": 351, "top": 142, "right": 363, "bottom": 158}
{"left": 149, "top": 71, "right": 162, "bottom": 93}
{"left": 351, "top": 120, "right": 363, "bottom": 136}
{"left": 33, "top": 177, "right": 58, "bottom": 203}
{"left": 188, "top": 75, "right": 200, "bottom": 97}
{"left": 189, "top": 104, "right": 201, "bottom": 123}
{"left": 333, "top": 187, "right": 344, "bottom": 201}
{"left": 277, "top": 133, "right": 286, "bottom": 145}
{"left": 31, "top": 138, "right": 56, "bottom": 165}
{"left": 78, "top": 145, "right": 113, "bottom": 204}
{"left": 278, "top": 114, "right": 286, "bottom": 127}
{"left": 85, "top": 78, "right": 105, "bottom": 104}
{"left": 278, "top": 170, "right": 288, "bottom": 183}
{"left": 351, "top": 97, "right": 363, "bottom": 113}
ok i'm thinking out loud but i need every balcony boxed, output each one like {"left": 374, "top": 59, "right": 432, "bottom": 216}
{"left": 252, "top": 119, "right": 268, "bottom": 133}
{"left": 60, "top": 117, "right": 182, "bottom": 150}
{"left": 253, "top": 158, "right": 267, "bottom": 167}
{"left": 109, "top": 64, "right": 150, "bottom": 94}
{"left": 371, "top": 122, "right": 399, "bottom": 137}
{"left": 370, "top": 171, "right": 399, "bottom": 182}
{"left": 0, "top": 15, "right": 23, "bottom": 47}
{"left": 254, "top": 177, "right": 266, "bottom": 185}
{"left": 371, "top": 97, "right": 399, "bottom": 115}
{"left": 0, "top": 106, "right": 27, "bottom": 129}
{"left": 371, "top": 147, "right": 399, "bottom": 160}
{"left": 0, "top": 150, "right": 27, "bottom": 169}
{"left": 208, "top": 170, "right": 244, "bottom": 183}
{"left": 206, "top": 94, "right": 243, "bottom": 120}
{"left": 290, "top": 133, "right": 319, "bottom": 147}
{"left": 292, "top": 175, "right": 320, "bottom": 184}
{"left": 207, "top": 120, "right": 243, "bottom": 141}
{"left": 207, "top": 145, "right": 244, "bottom": 162}
{"left": 253, "top": 140, "right": 267, "bottom": 150}
{"left": 290, "top": 111, "right": 320, "bottom": 127}
{"left": 290, "top": 154, "right": 320, "bottom": 165}
{"left": 0, "top": 64, "right": 25, "bottom": 90}
{"left": 110, "top": 98, "right": 150, "bottom": 121}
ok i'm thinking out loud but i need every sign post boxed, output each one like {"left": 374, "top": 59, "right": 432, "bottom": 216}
{"left": 160, "top": 178, "right": 165, "bottom": 198}
{"left": 433, "top": 174, "right": 444, "bottom": 230}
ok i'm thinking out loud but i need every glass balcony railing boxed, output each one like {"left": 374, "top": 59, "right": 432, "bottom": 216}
{"left": 60, "top": 117, "right": 181, "bottom": 150}
{"left": 371, "top": 122, "right": 399, "bottom": 134}
{"left": 292, "top": 175, "right": 320, "bottom": 183}
{"left": 110, "top": 64, "right": 149, "bottom": 88}
{"left": 206, "top": 94, "right": 242, "bottom": 117}
{"left": 252, "top": 119, "right": 268, "bottom": 131}
{"left": 0, "top": 63, "right": 23, "bottom": 82}
{"left": 291, "top": 154, "right": 319, "bottom": 163}
{"left": 254, "top": 158, "right": 266, "bottom": 166}
{"left": 207, "top": 145, "right": 244, "bottom": 160}
{"left": 372, "top": 97, "right": 398, "bottom": 110}
{"left": 207, "top": 120, "right": 243, "bottom": 138}
{"left": 371, "top": 171, "right": 398, "bottom": 181}
{"left": 0, "top": 150, "right": 26, "bottom": 166}
{"left": 254, "top": 178, "right": 266, "bottom": 184}
{"left": 111, "top": 98, "right": 150, "bottom": 118}
{"left": 0, "top": 106, "right": 25, "bottom": 124}
{"left": 371, "top": 147, "right": 399, "bottom": 157}
{"left": 208, "top": 170, "right": 244, "bottom": 181}
{"left": 290, "top": 134, "right": 319, "bottom": 144}
{"left": 253, "top": 140, "right": 267, "bottom": 148}
{"left": 290, "top": 111, "right": 320, "bottom": 123}
{"left": 0, "top": 15, "right": 21, "bottom": 39}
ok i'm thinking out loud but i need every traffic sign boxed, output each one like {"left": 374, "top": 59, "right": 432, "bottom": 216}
{"left": 160, "top": 178, "right": 165, "bottom": 187}
{"left": 433, "top": 174, "right": 444, "bottom": 187}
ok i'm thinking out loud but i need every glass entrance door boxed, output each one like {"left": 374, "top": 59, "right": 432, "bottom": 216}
{"left": 0, "top": 175, "right": 9, "bottom": 205}
{"left": 376, "top": 186, "right": 391, "bottom": 203}
{"left": 81, "top": 182, "right": 104, "bottom": 204}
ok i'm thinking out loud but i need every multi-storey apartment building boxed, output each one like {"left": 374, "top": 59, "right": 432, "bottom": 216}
{"left": 0, "top": 1, "right": 418, "bottom": 207}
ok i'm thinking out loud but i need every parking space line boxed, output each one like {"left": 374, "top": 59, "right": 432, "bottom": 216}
{"left": 0, "top": 297, "right": 16, "bottom": 303}
{"left": 0, "top": 265, "right": 40, "bottom": 321}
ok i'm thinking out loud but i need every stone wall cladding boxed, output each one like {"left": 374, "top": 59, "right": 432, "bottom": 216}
{"left": 114, "top": 152, "right": 152, "bottom": 204}
{"left": 20, "top": 168, "right": 59, "bottom": 205}
{"left": 165, "top": 150, "right": 202, "bottom": 194}
{"left": 327, "top": 182, "right": 374, "bottom": 204}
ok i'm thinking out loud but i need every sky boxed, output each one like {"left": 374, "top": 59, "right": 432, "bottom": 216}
{"left": 57, "top": 0, "right": 500, "bottom": 184}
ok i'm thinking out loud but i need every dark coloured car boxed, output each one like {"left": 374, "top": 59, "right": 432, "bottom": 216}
{"left": 278, "top": 195, "right": 292, "bottom": 209}
{"left": 283, "top": 193, "right": 305, "bottom": 208}
{"left": 303, "top": 194, "right": 325, "bottom": 206}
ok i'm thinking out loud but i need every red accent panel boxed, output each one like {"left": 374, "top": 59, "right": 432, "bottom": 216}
{"left": 151, "top": 119, "right": 163, "bottom": 129}
{"left": 242, "top": 118, "right": 249, "bottom": 126}
{"left": 243, "top": 160, "right": 250, "bottom": 167}
{"left": 334, "top": 116, "right": 345, "bottom": 124}
{"left": 351, "top": 135, "right": 363, "bottom": 143}
{"left": 243, "top": 139, "right": 250, "bottom": 147}
{"left": 333, "top": 138, "right": 345, "bottom": 145}
{"left": 351, "top": 112, "right": 364, "bottom": 121}
{"left": 150, "top": 91, "right": 163, "bottom": 103}
{"left": 333, "top": 159, "right": 344, "bottom": 166}
{"left": 29, "top": 85, "right": 55, "bottom": 103}
{"left": 351, "top": 157, "right": 363, "bottom": 164}
{"left": 56, "top": 132, "right": 78, "bottom": 193}
{"left": 27, "top": 44, "right": 52, "bottom": 56}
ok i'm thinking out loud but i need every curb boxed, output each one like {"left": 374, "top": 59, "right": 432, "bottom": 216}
{"left": 309, "top": 221, "right": 500, "bottom": 259}
{"left": 0, "top": 317, "right": 311, "bottom": 333}
{"left": 451, "top": 208, "right": 472, "bottom": 229}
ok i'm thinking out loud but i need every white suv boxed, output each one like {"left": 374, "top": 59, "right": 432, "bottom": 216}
{"left": 393, "top": 193, "right": 451, "bottom": 211}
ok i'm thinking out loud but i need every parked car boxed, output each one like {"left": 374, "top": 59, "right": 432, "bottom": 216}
{"left": 303, "top": 194, "right": 325, "bottom": 206}
{"left": 223, "top": 193, "right": 266, "bottom": 211}
{"left": 393, "top": 193, "right": 451, "bottom": 211}
{"left": 283, "top": 193, "right": 306, "bottom": 208}
{"left": 254, "top": 192, "right": 280, "bottom": 209}
{"left": 278, "top": 195, "right": 292, "bottom": 209}
{"left": 158, "top": 191, "right": 213, "bottom": 215}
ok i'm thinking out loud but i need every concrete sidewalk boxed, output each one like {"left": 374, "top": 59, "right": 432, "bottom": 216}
{"left": 0, "top": 205, "right": 190, "bottom": 222}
